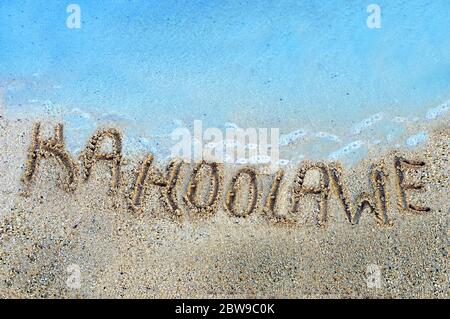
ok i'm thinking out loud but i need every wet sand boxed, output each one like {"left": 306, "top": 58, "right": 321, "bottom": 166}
{"left": 0, "top": 115, "right": 448, "bottom": 298}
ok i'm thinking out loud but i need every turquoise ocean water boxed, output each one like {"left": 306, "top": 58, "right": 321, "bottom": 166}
{"left": 1, "top": 1, "right": 449, "bottom": 164}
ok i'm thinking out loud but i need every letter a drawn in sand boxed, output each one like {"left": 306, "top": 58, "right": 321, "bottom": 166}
{"left": 21, "top": 123, "right": 78, "bottom": 195}
{"left": 80, "top": 128, "right": 122, "bottom": 192}
{"left": 290, "top": 162, "right": 330, "bottom": 226}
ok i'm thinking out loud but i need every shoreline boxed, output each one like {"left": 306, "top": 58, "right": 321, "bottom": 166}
{"left": 3, "top": 100, "right": 449, "bottom": 165}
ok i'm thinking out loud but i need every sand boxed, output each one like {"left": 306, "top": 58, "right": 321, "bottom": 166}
{"left": 0, "top": 115, "right": 448, "bottom": 299}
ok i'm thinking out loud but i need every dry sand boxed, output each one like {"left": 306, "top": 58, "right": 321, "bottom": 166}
{"left": 0, "top": 115, "right": 448, "bottom": 298}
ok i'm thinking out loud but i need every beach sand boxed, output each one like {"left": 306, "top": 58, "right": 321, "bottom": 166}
{"left": 0, "top": 115, "right": 448, "bottom": 299}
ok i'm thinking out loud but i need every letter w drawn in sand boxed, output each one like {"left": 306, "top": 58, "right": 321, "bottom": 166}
{"left": 328, "top": 162, "right": 390, "bottom": 225}
{"left": 21, "top": 123, "right": 78, "bottom": 195}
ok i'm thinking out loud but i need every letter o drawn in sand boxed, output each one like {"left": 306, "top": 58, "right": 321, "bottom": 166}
{"left": 184, "top": 161, "right": 223, "bottom": 217}
{"left": 225, "top": 168, "right": 259, "bottom": 217}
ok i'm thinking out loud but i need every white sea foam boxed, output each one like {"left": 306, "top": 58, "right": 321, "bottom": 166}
{"left": 391, "top": 116, "right": 408, "bottom": 123}
{"left": 328, "top": 140, "right": 364, "bottom": 160}
{"left": 405, "top": 132, "right": 428, "bottom": 147}
{"left": 352, "top": 112, "right": 383, "bottom": 135}
{"left": 279, "top": 129, "right": 308, "bottom": 146}
{"left": 314, "top": 131, "right": 341, "bottom": 143}
{"left": 236, "top": 157, "right": 248, "bottom": 164}
{"left": 224, "top": 139, "right": 242, "bottom": 148}
{"left": 249, "top": 155, "right": 271, "bottom": 164}
{"left": 386, "top": 134, "right": 396, "bottom": 143}
{"left": 204, "top": 141, "right": 218, "bottom": 149}
{"left": 425, "top": 100, "right": 450, "bottom": 120}
{"left": 372, "top": 139, "right": 382, "bottom": 145}
{"left": 245, "top": 143, "right": 258, "bottom": 150}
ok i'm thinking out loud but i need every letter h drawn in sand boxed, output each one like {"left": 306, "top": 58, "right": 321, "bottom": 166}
{"left": 21, "top": 123, "right": 78, "bottom": 195}
{"left": 129, "top": 156, "right": 183, "bottom": 216}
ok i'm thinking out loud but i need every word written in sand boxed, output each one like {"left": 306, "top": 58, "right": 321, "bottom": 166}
{"left": 20, "top": 123, "right": 431, "bottom": 226}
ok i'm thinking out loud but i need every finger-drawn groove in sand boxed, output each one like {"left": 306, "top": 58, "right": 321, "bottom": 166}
{"left": 264, "top": 169, "right": 285, "bottom": 220}
{"left": 129, "top": 153, "right": 167, "bottom": 213}
{"left": 328, "top": 162, "right": 390, "bottom": 225}
{"left": 370, "top": 164, "right": 390, "bottom": 224}
{"left": 17, "top": 122, "right": 435, "bottom": 228}
{"left": 184, "top": 161, "right": 223, "bottom": 217}
{"left": 225, "top": 167, "right": 259, "bottom": 217}
{"left": 79, "top": 128, "right": 123, "bottom": 191}
{"left": 129, "top": 157, "right": 184, "bottom": 216}
{"left": 161, "top": 159, "right": 184, "bottom": 216}
{"left": 394, "top": 156, "right": 431, "bottom": 213}
{"left": 289, "top": 162, "right": 330, "bottom": 226}
{"left": 21, "top": 123, "right": 78, "bottom": 194}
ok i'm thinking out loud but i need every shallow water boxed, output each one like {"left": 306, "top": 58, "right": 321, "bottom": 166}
{"left": 1, "top": 1, "right": 449, "bottom": 163}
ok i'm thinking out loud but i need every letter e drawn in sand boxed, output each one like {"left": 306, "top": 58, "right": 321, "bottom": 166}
{"left": 184, "top": 161, "right": 223, "bottom": 217}
{"left": 80, "top": 128, "right": 122, "bottom": 192}
{"left": 328, "top": 162, "right": 390, "bottom": 225}
{"left": 225, "top": 168, "right": 259, "bottom": 217}
{"left": 394, "top": 156, "right": 430, "bottom": 213}
{"left": 21, "top": 123, "right": 78, "bottom": 195}
{"left": 289, "top": 162, "right": 330, "bottom": 226}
